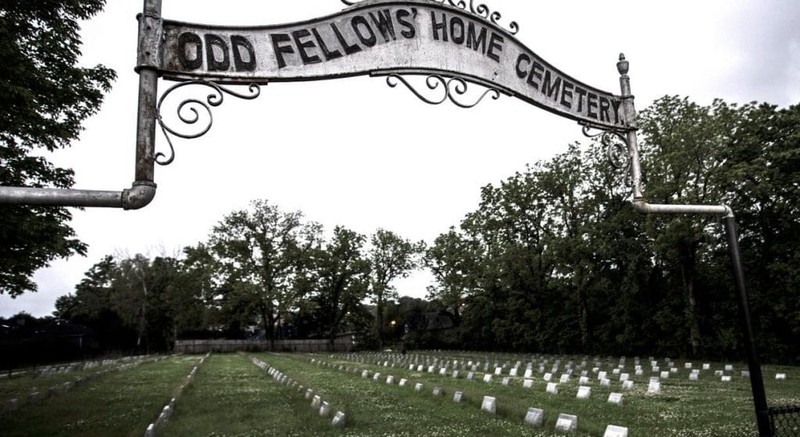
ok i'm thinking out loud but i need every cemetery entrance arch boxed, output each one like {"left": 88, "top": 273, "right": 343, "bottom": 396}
{"left": 0, "top": 1, "right": 783, "bottom": 434}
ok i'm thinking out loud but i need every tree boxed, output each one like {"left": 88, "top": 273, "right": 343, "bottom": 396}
{"left": 0, "top": 0, "right": 116, "bottom": 296}
{"left": 367, "top": 229, "right": 424, "bottom": 348}
{"left": 207, "top": 200, "right": 321, "bottom": 348}
{"left": 315, "top": 226, "right": 370, "bottom": 351}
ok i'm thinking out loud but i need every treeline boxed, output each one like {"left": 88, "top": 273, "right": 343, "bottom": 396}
{"left": 53, "top": 201, "right": 425, "bottom": 355}
{"left": 426, "top": 96, "right": 800, "bottom": 363}
{"left": 48, "top": 96, "right": 800, "bottom": 363}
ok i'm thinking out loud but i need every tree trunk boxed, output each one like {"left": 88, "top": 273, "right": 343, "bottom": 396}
{"left": 376, "top": 294, "right": 384, "bottom": 349}
{"left": 680, "top": 243, "right": 702, "bottom": 356}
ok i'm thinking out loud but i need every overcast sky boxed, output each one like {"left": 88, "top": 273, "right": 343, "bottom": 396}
{"left": 2, "top": 0, "right": 798, "bottom": 317}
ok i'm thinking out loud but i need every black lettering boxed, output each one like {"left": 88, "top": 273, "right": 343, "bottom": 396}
{"left": 542, "top": 70, "right": 561, "bottom": 100}
{"left": 560, "top": 80, "right": 574, "bottom": 109}
{"left": 599, "top": 96, "right": 611, "bottom": 123}
{"left": 231, "top": 35, "right": 256, "bottom": 71}
{"left": 369, "top": 9, "right": 396, "bottom": 42}
{"left": 575, "top": 87, "right": 587, "bottom": 112}
{"left": 516, "top": 53, "right": 530, "bottom": 79}
{"left": 431, "top": 12, "right": 447, "bottom": 41}
{"left": 271, "top": 33, "right": 294, "bottom": 69}
{"left": 330, "top": 23, "right": 362, "bottom": 55}
{"left": 312, "top": 28, "right": 342, "bottom": 61}
{"left": 527, "top": 60, "right": 544, "bottom": 90}
{"left": 292, "top": 29, "right": 321, "bottom": 65}
{"left": 177, "top": 32, "right": 202, "bottom": 70}
{"left": 587, "top": 92, "right": 599, "bottom": 119}
{"left": 611, "top": 99, "right": 622, "bottom": 125}
{"left": 487, "top": 32, "right": 503, "bottom": 62}
{"left": 396, "top": 9, "right": 416, "bottom": 39}
{"left": 450, "top": 16, "right": 465, "bottom": 44}
{"left": 205, "top": 34, "right": 230, "bottom": 71}
{"left": 466, "top": 22, "right": 487, "bottom": 54}
{"left": 351, "top": 15, "right": 377, "bottom": 47}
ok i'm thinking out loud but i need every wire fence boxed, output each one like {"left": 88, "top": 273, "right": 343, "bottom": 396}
{"left": 770, "top": 405, "right": 800, "bottom": 436}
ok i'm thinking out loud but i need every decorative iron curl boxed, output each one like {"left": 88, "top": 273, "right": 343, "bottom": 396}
{"left": 386, "top": 74, "right": 500, "bottom": 109}
{"left": 431, "top": 0, "right": 519, "bottom": 35}
{"left": 155, "top": 80, "right": 261, "bottom": 166}
{"left": 340, "top": 0, "right": 519, "bottom": 35}
{"left": 581, "top": 123, "right": 634, "bottom": 186}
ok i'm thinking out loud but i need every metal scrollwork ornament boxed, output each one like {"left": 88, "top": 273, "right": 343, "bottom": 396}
{"left": 341, "top": 0, "right": 519, "bottom": 35}
{"left": 385, "top": 74, "right": 500, "bottom": 108}
{"left": 581, "top": 123, "right": 634, "bottom": 185}
{"left": 155, "top": 80, "right": 262, "bottom": 166}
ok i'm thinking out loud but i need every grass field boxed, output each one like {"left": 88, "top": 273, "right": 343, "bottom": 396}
{"left": 0, "top": 352, "right": 797, "bottom": 436}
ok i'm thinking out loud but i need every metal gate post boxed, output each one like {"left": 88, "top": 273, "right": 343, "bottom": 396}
{"left": 616, "top": 54, "right": 773, "bottom": 437}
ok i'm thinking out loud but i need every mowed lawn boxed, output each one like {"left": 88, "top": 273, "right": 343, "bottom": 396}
{"left": 0, "top": 356, "right": 199, "bottom": 437}
{"left": 1, "top": 352, "right": 798, "bottom": 436}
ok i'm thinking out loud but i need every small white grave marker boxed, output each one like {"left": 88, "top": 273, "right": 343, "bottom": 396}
{"left": 608, "top": 393, "right": 624, "bottom": 405}
{"left": 725, "top": 364, "right": 734, "bottom": 371}
{"left": 660, "top": 371, "right": 670, "bottom": 379}
{"left": 622, "top": 380, "right": 634, "bottom": 390}
{"left": 721, "top": 375, "right": 732, "bottom": 382}
{"left": 332, "top": 411, "right": 346, "bottom": 428}
{"left": 481, "top": 396, "right": 496, "bottom": 414}
{"left": 560, "top": 374, "right": 570, "bottom": 383}
{"left": 311, "top": 395, "right": 322, "bottom": 411}
{"left": 502, "top": 377, "right": 510, "bottom": 386}
{"left": 604, "top": 424, "right": 629, "bottom": 437}
{"left": 361, "top": 370, "right": 369, "bottom": 378}
{"left": 415, "top": 383, "right": 423, "bottom": 392}
{"left": 741, "top": 371, "right": 750, "bottom": 378}
{"left": 510, "top": 368, "right": 518, "bottom": 377}
{"left": 495, "top": 367, "right": 503, "bottom": 375}
{"left": 453, "top": 391, "right": 463, "bottom": 402}
{"left": 524, "top": 408, "right": 544, "bottom": 427}
{"left": 555, "top": 413, "right": 578, "bottom": 433}
{"left": 386, "top": 375, "right": 394, "bottom": 384}
{"left": 523, "top": 379, "right": 534, "bottom": 388}
{"left": 598, "top": 371, "right": 607, "bottom": 380}
{"left": 452, "top": 370, "right": 459, "bottom": 379}
{"left": 524, "top": 369, "right": 533, "bottom": 378}
{"left": 619, "top": 373, "right": 629, "bottom": 382}
{"left": 685, "top": 362, "right": 693, "bottom": 369}
{"left": 546, "top": 382, "right": 559, "bottom": 395}
{"left": 544, "top": 372, "right": 553, "bottom": 382}
{"left": 703, "top": 363, "right": 710, "bottom": 370}
{"left": 319, "top": 401, "right": 331, "bottom": 417}
{"left": 483, "top": 374, "right": 493, "bottom": 383}
{"left": 647, "top": 380, "right": 661, "bottom": 394}
{"left": 576, "top": 386, "right": 591, "bottom": 399}
{"left": 714, "top": 370, "right": 724, "bottom": 377}
{"left": 432, "top": 387, "right": 443, "bottom": 396}
{"left": 600, "top": 378, "right": 610, "bottom": 387}
{"left": 776, "top": 373, "right": 787, "bottom": 380}
{"left": 399, "top": 378, "right": 407, "bottom": 387}
{"left": 689, "top": 373, "right": 699, "bottom": 381}
{"left": 579, "top": 376, "right": 590, "bottom": 385}
{"left": 373, "top": 372, "right": 381, "bottom": 381}
{"left": 467, "top": 371, "right": 475, "bottom": 380}
{"left": 439, "top": 368, "right": 447, "bottom": 376}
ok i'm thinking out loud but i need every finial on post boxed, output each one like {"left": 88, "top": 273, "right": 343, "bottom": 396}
{"left": 617, "top": 53, "right": 629, "bottom": 76}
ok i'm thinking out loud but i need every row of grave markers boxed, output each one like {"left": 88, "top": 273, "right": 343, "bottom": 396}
{"left": 1, "top": 354, "right": 171, "bottom": 414}
{"left": 309, "top": 355, "right": 630, "bottom": 436}
{"left": 144, "top": 353, "right": 209, "bottom": 437}
{"left": 250, "top": 356, "right": 347, "bottom": 428}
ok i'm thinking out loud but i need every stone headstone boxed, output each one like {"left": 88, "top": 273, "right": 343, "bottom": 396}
{"left": 311, "top": 395, "right": 322, "bottom": 411}
{"left": 776, "top": 373, "right": 787, "bottom": 380}
{"left": 467, "top": 371, "right": 475, "bottom": 380}
{"left": 495, "top": 367, "right": 503, "bottom": 375}
{"left": 483, "top": 374, "right": 493, "bottom": 383}
{"left": 670, "top": 367, "right": 678, "bottom": 374}
{"left": 502, "top": 377, "right": 510, "bottom": 386}
{"left": 714, "top": 370, "right": 724, "bottom": 377}
{"left": 660, "top": 371, "right": 670, "bottom": 379}
{"left": 524, "top": 408, "right": 544, "bottom": 427}
{"left": 703, "top": 363, "right": 710, "bottom": 370}
{"left": 652, "top": 365, "right": 660, "bottom": 373}
{"left": 452, "top": 370, "right": 459, "bottom": 379}
{"left": 417, "top": 365, "right": 424, "bottom": 372}
{"left": 619, "top": 373, "right": 629, "bottom": 382}
{"left": 560, "top": 374, "right": 570, "bottom": 384}
{"left": 689, "top": 373, "right": 699, "bottom": 381}
{"left": 332, "top": 411, "right": 346, "bottom": 428}
{"left": 523, "top": 379, "right": 534, "bottom": 388}
{"left": 576, "top": 386, "right": 591, "bottom": 399}
{"left": 319, "top": 401, "right": 331, "bottom": 417}
{"left": 432, "top": 387, "right": 443, "bottom": 396}
{"left": 543, "top": 372, "right": 553, "bottom": 382}
{"left": 600, "top": 378, "right": 610, "bottom": 387}
{"left": 481, "top": 396, "right": 496, "bottom": 414}
{"left": 399, "top": 378, "right": 407, "bottom": 387}
{"left": 428, "top": 365, "right": 435, "bottom": 373}
{"left": 524, "top": 369, "right": 533, "bottom": 378}
{"left": 361, "top": 370, "right": 369, "bottom": 378}
{"left": 685, "top": 362, "right": 693, "bottom": 369}
{"left": 453, "top": 391, "right": 463, "bottom": 402}
{"left": 409, "top": 364, "right": 415, "bottom": 370}
{"left": 647, "top": 380, "right": 661, "bottom": 394}
{"left": 579, "top": 376, "right": 590, "bottom": 385}
{"left": 555, "top": 413, "right": 578, "bottom": 433}
{"left": 510, "top": 368, "right": 518, "bottom": 377}
{"left": 386, "top": 375, "right": 394, "bottom": 384}
{"left": 725, "top": 364, "right": 734, "bottom": 371}
{"left": 612, "top": 368, "right": 621, "bottom": 375}
{"left": 604, "top": 424, "right": 629, "bottom": 437}
{"left": 721, "top": 375, "right": 732, "bottom": 382}
{"left": 373, "top": 372, "right": 381, "bottom": 381}
{"left": 305, "top": 388, "right": 314, "bottom": 399}
{"left": 622, "top": 380, "right": 634, "bottom": 390}
{"left": 635, "top": 369, "right": 644, "bottom": 376}
{"left": 440, "top": 368, "right": 447, "bottom": 376}
{"left": 415, "top": 383, "right": 423, "bottom": 392}
{"left": 741, "top": 371, "right": 750, "bottom": 378}
{"left": 546, "top": 382, "right": 559, "bottom": 395}
{"left": 608, "top": 392, "right": 623, "bottom": 405}
{"left": 598, "top": 371, "right": 607, "bottom": 380}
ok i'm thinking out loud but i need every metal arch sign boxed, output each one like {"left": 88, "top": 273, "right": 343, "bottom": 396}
{"left": 158, "top": 0, "right": 627, "bottom": 130}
